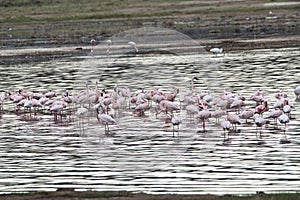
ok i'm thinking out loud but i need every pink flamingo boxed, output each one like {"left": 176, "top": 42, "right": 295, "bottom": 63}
{"left": 250, "top": 89, "right": 265, "bottom": 105}
{"left": 157, "top": 100, "right": 180, "bottom": 117}
{"left": 266, "top": 109, "right": 282, "bottom": 127}
{"left": 196, "top": 105, "right": 211, "bottom": 132}
{"left": 45, "top": 90, "right": 56, "bottom": 99}
{"left": 96, "top": 104, "right": 116, "bottom": 133}
{"left": 227, "top": 113, "right": 242, "bottom": 132}
{"left": 254, "top": 100, "right": 269, "bottom": 116}
{"left": 163, "top": 88, "right": 179, "bottom": 102}
{"left": 239, "top": 109, "right": 254, "bottom": 123}
{"left": 134, "top": 99, "right": 151, "bottom": 117}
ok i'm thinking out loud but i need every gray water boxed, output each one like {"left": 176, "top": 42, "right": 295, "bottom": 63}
{"left": 0, "top": 47, "right": 299, "bottom": 195}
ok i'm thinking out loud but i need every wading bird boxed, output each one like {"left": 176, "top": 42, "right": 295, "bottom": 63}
{"left": 128, "top": 41, "right": 138, "bottom": 53}
{"left": 221, "top": 119, "right": 231, "bottom": 141}
{"left": 96, "top": 104, "right": 116, "bottom": 133}
{"left": 171, "top": 114, "right": 182, "bottom": 137}
{"left": 254, "top": 116, "right": 266, "bottom": 139}
{"left": 210, "top": 47, "right": 224, "bottom": 57}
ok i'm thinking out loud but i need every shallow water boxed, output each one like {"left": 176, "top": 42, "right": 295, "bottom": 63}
{"left": 0, "top": 46, "right": 299, "bottom": 195}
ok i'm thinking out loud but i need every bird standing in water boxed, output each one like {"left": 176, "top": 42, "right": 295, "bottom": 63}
{"left": 171, "top": 114, "right": 182, "bottom": 137}
{"left": 221, "top": 119, "right": 231, "bottom": 142}
{"left": 128, "top": 41, "right": 139, "bottom": 53}
{"left": 209, "top": 47, "right": 224, "bottom": 57}
{"left": 278, "top": 113, "right": 290, "bottom": 143}
{"left": 96, "top": 104, "right": 116, "bottom": 133}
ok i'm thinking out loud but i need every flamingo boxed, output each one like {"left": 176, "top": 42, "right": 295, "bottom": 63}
{"left": 164, "top": 87, "right": 179, "bottom": 102}
{"left": 266, "top": 109, "right": 282, "bottom": 127}
{"left": 50, "top": 103, "right": 64, "bottom": 120}
{"left": 134, "top": 99, "right": 151, "bottom": 117}
{"left": 44, "top": 90, "right": 56, "bottom": 99}
{"left": 75, "top": 105, "right": 89, "bottom": 117}
{"left": 221, "top": 119, "right": 231, "bottom": 141}
{"left": 282, "top": 103, "right": 292, "bottom": 118}
{"left": 254, "top": 116, "right": 266, "bottom": 138}
{"left": 185, "top": 104, "right": 200, "bottom": 120}
{"left": 254, "top": 100, "right": 269, "bottom": 116}
{"left": 250, "top": 89, "right": 265, "bottom": 105}
{"left": 209, "top": 47, "right": 224, "bottom": 57}
{"left": 211, "top": 109, "right": 226, "bottom": 123}
{"left": 128, "top": 41, "right": 138, "bottom": 53}
{"left": 230, "top": 95, "right": 245, "bottom": 114}
{"left": 190, "top": 76, "right": 198, "bottom": 93}
{"left": 196, "top": 108, "right": 211, "bottom": 132}
{"left": 157, "top": 100, "right": 180, "bottom": 117}
{"left": 227, "top": 113, "right": 242, "bottom": 132}
{"left": 171, "top": 114, "right": 182, "bottom": 137}
{"left": 96, "top": 104, "right": 116, "bottom": 133}
{"left": 278, "top": 113, "right": 289, "bottom": 132}
{"left": 239, "top": 109, "right": 254, "bottom": 123}
{"left": 278, "top": 113, "right": 290, "bottom": 143}
{"left": 294, "top": 86, "right": 300, "bottom": 101}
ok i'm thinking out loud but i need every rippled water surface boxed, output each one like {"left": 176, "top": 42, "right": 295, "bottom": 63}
{"left": 0, "top": 46, "right": 299, "bottom": 195}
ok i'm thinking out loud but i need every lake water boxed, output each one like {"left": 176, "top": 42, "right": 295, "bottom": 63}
{"left": 0, "top": 40, "right": 299, "bottom": 195}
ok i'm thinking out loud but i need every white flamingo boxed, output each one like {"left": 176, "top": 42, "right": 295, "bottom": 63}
{"left": 254, "top": 116, "right": 266, "bottom": 138}
{"left": 221, "top": 119, "right": 231, "bottom": 141}
{"left": 278, "top": 113, "right": 290, "bottom": 143}
{"left": 278, "top": 113, "right": 289, "bottom": 132}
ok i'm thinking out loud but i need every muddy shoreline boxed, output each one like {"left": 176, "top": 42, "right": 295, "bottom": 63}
{"left": 1, "top": 1, "right": 299, "bottom": 64}
{"left": 1, "top": 35, "right": 299, "bottom": 65}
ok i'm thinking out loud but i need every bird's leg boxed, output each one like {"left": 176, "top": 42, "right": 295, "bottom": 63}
{"left": 256, "top": 126, "right": 258, "bottom": 139}
{"left": 260, "top": 127, "right": 262, "bottom": 139}
{"left": 173, "top": 126, "right": 175, "bottom": 137}
{"left": 203, "top": 119, "right": 206, "bottom": 132}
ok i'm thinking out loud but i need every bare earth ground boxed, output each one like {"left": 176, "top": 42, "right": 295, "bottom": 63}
{"left": 0, "top": 0, "right": 299, "bottom": 64}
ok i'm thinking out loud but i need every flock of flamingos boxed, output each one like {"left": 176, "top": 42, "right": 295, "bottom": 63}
{"left": 0, "top": 77, "right": 299, "bottom": 144}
